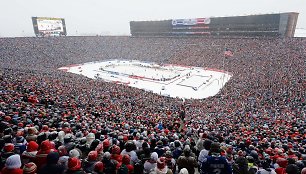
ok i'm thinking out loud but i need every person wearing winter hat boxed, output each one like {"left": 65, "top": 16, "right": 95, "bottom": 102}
{"left": 164, "top": 151, "right": 176, "bottom": 174}
{"left": 111, "top": 145, "right": 123, "bottom": 169}
{"left": 1, "top": 143, "right": 15, "bottom": 169}
{"left": 95, "top": 143, "right": 104, "bottom": 159}
{"left": 1, "top": 154, "right": 23, "bottom": 174}
{"left": 102, "top": 139, "right": 110, "bottom": 152}
{"left": 26, "top": 127, "right": 38, "bottom": 142}
{"left": 83, "top": 151, "right": 98, "bottom": 173}
{"left": 23, "top": 162, "right": 37, "bottom": 174}
{"left": 35, "top": 140, "right": 55, "bottom": 169}
{"left": 22, "top": 141, "right": 39, "bottom": 164}
{"left": 93, "top": 161, "right": 104, "bottom": 174}
{"left": 151, "top": 157, "right": 173, "bottom": 174}
{"left": 122, "top": 154, "right": 134, "bottom": 174}
{"left": 69, "top": 149, "right": 81, "bottom": 159}
{"left": 63, "top": 134, "right": 75, "bottom": 153}
{"left": 101, "top": 152, "right": 117, "bottom": 174}
{"left": 144, "top": 152, "right": 158, "bottom": 174}
{"left": 117, "top": 162, "right": 129, "bottom": 174}
{"left": 275, "top": 158, "right": 288, "bottom": 174}
{"left": 3, "top": 143, "right": 15, "bottom": 153}
{"left": 57, "top": 131, "right": 65, "bottom": 144}
{"left": 66, "top": 157, "right": 86, "bottom": 174}
{"left": 38, "top": 152, "right": 65, "bottom": 174}
{"left": 57, "top": 146, "right": 69, "bottom": 170}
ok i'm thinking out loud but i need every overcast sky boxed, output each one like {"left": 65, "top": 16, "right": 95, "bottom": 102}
{"left": 1, "top": 0, "right": 305, "bottom": 37}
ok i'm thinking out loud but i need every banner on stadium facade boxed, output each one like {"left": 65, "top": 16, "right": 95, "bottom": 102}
{"left": 196, "top": 18, "right": 211, "bottom": 24}
{"left": 172, "top": 18, "right": 211, "bottom": 26}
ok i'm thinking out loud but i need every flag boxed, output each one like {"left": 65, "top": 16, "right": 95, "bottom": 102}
{"left": 224, "top": 49, "right": 233, "bottom": 58}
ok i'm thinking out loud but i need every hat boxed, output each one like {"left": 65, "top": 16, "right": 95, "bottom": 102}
{"left": 179, "top": 168, "right": 189, "bottom": 174}
{"left": 103, "top": 139, "right": 110, "bottom": 148}
{"left": 64, "top": 134, "right": 73, "bottom": 142}
{"left": 4, "top": 143, "right": 14, "bottom": 152}
{"left": 69, "top": 149, "right": 80, "bottom": 158}
{"left": 68, "top": 157, "right": 81, "bottom": 171}
{"left": 151, "top": 152, "right": 158, "bottom": 162}
{"left": 103, "top": 152, "right": 111, "bottom": 159}
{"left": 40, "top": 140, "right": 51, "bottom": 151}
{"left": 157, "top": 157, "right": 166, "bottom": 170}
{"left": 23, "top": 162, "right": 37, "bottom": 174}
{"left": 94, "top": 161, "right": 104, "bottom": 173}
{"left": 122, "top": 154, "right": 131, "bottom": 165}
{"left": 112, "top": 145, "right": 121, "bottom": 155}
{"left": 165, "top": 151, "right": 172, "bottom": 158}
{"left": 5, "top": 154, "right": 21, "bottom": 169}
{"left": 58, "top": 146, "right": 68, "bottom": 156}
{"left": 86, "top": 133, "right": 95, "bottom": 140}
{"left": 27, "top": 141, "right": 39, "bottom": 152}
{"left": 88, "top": 151, "right": 98, "bottom": 161}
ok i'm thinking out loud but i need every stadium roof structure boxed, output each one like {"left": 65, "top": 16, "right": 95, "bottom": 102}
{"left": 130, "top": 12, "right": 299, "bottom": 38}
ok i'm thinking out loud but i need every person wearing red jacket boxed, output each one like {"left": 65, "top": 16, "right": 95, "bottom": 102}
{"left": 275, "top": 158, "right": 288, "bottom": 174}
{"left": 35, "top": 140, "right": 55, "bottom": 169}
{"left": 110, "top": 145, "right": 123, "bottom": 169}
{"left": 122, "top": 155, "right": 134, "bottom": 174}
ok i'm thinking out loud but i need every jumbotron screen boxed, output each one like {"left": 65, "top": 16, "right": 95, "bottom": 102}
{"left": 32, "top": 17, "right": 67, "bottom": 37}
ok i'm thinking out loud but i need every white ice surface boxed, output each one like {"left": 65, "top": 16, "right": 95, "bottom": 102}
{"left": 58, "top": 60, "right": 232, "bottom": 99}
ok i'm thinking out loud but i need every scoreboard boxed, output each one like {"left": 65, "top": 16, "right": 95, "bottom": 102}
{"left": 130, "top": 13, "right": 299, "bottom": 37}
{"left": 32, "top": 17, "right": 67, "bottom": 37}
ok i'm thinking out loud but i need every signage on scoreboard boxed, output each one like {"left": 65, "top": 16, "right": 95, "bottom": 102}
{"left": 32, "top": 17, "right": 67, "bottom": 37}
{"left": 172, "top": 18, "right": 211, "bottom": 26}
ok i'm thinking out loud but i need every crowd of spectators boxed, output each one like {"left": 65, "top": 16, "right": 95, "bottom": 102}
{"left": 0, "top": 36, "right": 305, "bottom": 174}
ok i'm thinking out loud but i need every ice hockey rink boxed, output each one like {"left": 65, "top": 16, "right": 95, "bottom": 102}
{"left": 59, "top": 60, "right": 232, "bottom": 99}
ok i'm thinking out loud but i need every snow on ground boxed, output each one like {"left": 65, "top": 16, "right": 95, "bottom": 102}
{"left": 58, "top": 60, "right": 232, "bottom": 99}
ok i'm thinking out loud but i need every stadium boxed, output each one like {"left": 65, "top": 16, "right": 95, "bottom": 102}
{"left": 0, "top": 8, "right": 306, "bottom": 174}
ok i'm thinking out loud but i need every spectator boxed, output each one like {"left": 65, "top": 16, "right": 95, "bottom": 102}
{"left": 38, "top": 152, "right": 65, "bottom": 174}
{"left": 66, "top": 157, "right": 85, "bottom": 174}
{"left": 1, "top": 154, "right": 23, "bottom": 174}
{"left": 22, "top": 141, "right": 39, "bottom": 164}
{"left": 177, "top": 145, "right": 198, "bottom": 174}
{"left": 200, "top": 143, "right": 232, "bottom": 174}
{"left": 23, "top": 162, "right": 38, "bottom": 174}
{"left": 144, "top": 152, "right": 158, "bottom": 174}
